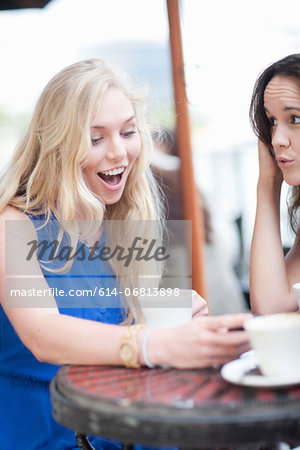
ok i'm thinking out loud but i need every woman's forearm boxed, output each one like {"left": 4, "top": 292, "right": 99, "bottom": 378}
{"left": 6, "top": 305, "right": 251, "bottom": 369}
{"left": 8, "top": 307, "right": 128, "bottom": 365}
{"left": 250, "top": 179, "right": 292, "bottom": 313}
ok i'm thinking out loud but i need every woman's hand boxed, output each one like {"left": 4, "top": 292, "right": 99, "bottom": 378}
{"left": 149, "top": 313, "right": 252, "bottom": 369}
{"left": 258, "top": 139, "right": 283, "bottom": 185}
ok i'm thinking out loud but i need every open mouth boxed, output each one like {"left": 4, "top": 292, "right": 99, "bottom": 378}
{"left": 97, "top": 167, "right": 125, "bottom": 186}
{"left": 277, "top": 158, "right": 293, "bottom": 168}
{"left": 278, "top": 158, "right": 291, "bottom": 163}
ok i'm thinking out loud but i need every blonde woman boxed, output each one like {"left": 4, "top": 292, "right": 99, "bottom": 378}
{"left": 0, "top": 59, "right": 250, "bottom": 449}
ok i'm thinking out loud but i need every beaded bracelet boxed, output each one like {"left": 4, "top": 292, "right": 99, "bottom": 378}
{"left": 142, "top": 327, "right": 156, "bottom": 369}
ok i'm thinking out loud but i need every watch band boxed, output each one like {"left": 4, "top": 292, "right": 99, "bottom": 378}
{"left": 119, "top": 324, "right": 145, "bottom": 368}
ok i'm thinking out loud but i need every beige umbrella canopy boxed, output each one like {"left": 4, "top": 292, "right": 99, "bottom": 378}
{"left": 0, "top": 0, "right": 50, "bottom": 8}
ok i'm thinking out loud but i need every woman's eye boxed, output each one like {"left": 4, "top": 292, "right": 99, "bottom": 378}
{"left": 122, "top": 130, "right": 136, "bottom": 138}
{"left": 292, "top": 115, "right": 300, "bottom": 124}
{"left": 91, "top": 137, "right": 103, "bottom": 146}
{"left": 269, "top": 117, "right": 278, "bottom": 126}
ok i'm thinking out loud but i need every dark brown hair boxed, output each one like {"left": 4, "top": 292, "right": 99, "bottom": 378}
{"left": 250, "top": 53, "right": 300, "bottom": 235}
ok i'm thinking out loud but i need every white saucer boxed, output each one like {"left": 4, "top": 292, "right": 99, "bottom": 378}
{"left": 221, "top": 355, "right": 300, "bottom": 388}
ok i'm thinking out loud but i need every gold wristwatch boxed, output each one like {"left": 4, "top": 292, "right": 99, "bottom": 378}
{"left": 119, "top": 324, "right": 145, "bottom": 368}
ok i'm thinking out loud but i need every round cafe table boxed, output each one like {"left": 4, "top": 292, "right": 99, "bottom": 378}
{"left": 50, "top": 365, "right": 300, "bottom": 449}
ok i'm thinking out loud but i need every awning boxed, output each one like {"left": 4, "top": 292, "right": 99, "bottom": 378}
{"left": 0, "top": 0, "right": 50, "bottom": 9}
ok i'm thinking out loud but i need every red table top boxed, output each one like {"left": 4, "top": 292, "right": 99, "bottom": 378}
{"left": 51, "top": 365, "right": 300, "bottom": 448}
{"left": 57, "top": 364, "right": 300, "bottom": 407}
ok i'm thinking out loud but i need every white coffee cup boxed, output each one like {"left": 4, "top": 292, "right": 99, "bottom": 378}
{"left": 138, "top": 288, "right": 194, "bottom": 328}
{"left": 292, "top": 283, "right": 300, "bottom": 310}
{"left": 244, "top": 313, "right": 300, "bottom": 377}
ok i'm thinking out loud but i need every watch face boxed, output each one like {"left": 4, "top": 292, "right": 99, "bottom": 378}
{"left": 121, "top": 343, "right": 134, "bottom": 361}
{"left": 119, "top": 324, "right": 144, "bottom": 368}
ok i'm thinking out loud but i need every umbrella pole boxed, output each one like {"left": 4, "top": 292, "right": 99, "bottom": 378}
{"left": 166, "top": 0, "right": 207, "bottom": 299}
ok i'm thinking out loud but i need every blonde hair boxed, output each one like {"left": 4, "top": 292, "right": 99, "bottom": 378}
{"left": 0, "top": 59, "right": 164, "bottom": 323}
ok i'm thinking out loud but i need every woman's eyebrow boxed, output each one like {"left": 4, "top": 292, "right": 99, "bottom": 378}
{"left": 91, "top": 115, "right": 136, "bottom": 129}
{"left": 284, "top": 106, "right": 300, "bottom": 112}
{"left": 124, "top": 115, "right": 136, "bottom": 123}
{"left": 264, "top": 106, "right": 300, "bottom": 114}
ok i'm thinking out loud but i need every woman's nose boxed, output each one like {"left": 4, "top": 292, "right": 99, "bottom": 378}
{"left": 106, "top": 136, "right": 126, "bottom": 161}
{"left": 271, "top": 125, "right": 290, "bottom": 149}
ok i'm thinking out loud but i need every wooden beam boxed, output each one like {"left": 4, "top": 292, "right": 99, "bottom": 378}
{"left": 166, "top": 0, "right": 207, "bottom": 298}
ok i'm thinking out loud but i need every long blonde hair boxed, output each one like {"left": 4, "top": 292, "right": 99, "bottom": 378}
{"left": 0, "top": 59, "right": 164, "bottom": 323}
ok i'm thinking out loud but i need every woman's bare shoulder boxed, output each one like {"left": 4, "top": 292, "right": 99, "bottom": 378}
{"left": 0, "top": 206, "right": 31, "bottom": 238}
{"left": 0, "top": 205, "right": 28, "bottom": 222}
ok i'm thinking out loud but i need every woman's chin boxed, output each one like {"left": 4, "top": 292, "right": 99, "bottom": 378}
{"left": 283, "top": 178, "right": 300, "bottom": 187}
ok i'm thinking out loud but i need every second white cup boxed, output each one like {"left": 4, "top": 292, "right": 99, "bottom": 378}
{"left": 138, "top": 288, "right": 194, "bottom": 328}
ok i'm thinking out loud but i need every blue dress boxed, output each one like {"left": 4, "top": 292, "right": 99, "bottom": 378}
{"left": 0, "top": 216, "right": 175, "bottom": 450}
